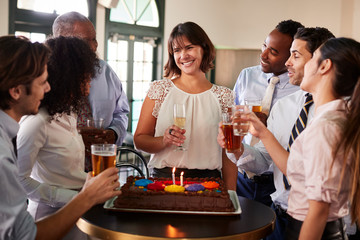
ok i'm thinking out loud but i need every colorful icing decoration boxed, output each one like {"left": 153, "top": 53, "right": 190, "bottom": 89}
{"left": 201, "top": 181, "right": 219, "bottom": 189}
{"left": 185, "top": 184, "right": 205, "bottom": 192}
{"left": 135, "top": 179, "right": 153, "bottom": 187}
{"left": 164, "top": 185, "right": 185, "bottom": 193}
{"left": 147, "top": 182, "right": 165, "bottom": 191}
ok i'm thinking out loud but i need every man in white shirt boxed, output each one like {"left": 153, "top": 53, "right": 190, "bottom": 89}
{"left": 228, "top": 27, "right": 334, "bottom": 240}
{"left": 233, "top": 20, "right": 303, "bottom": 207}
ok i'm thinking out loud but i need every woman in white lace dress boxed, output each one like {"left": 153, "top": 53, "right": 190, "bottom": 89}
{"left": 134, "top": 22, "right": 234, "bottom": 179}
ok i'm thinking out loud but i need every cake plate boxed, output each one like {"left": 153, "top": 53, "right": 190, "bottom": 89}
{"left": 103, "top": 190, "right": 241, "bottom": 216}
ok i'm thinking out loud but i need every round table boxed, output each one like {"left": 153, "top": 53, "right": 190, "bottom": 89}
{"left": 77, "top": 196, "right": 275, "bottom": 240}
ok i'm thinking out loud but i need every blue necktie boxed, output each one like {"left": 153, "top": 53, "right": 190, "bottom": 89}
{"left": 283, "top": 94, "right": 313, "bottom": 190}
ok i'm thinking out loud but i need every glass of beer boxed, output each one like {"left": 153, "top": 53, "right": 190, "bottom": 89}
{"left": 91, "top": 144, "right": 116, "bottom": 176}
{"left": 232, "top": 105, "right": 251, "bottom": 136}
{"left": 173, "top": 103, "right": 186, "bottom": 151}
{"left": 244, "top": 98, "right": 262, "bottom": 113}
{"left": 222, "top": 112, "right": 241, "bottom": 153}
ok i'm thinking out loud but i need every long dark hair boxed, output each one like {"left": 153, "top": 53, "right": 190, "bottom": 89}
{"left": 41, "top": 36, "right": 99, "bottom": 118}
{"left": 163, "top": 22, "right": 215, "bottom": 78}
{"left": 323, "top": 37, "right": 360, "bottom": 225}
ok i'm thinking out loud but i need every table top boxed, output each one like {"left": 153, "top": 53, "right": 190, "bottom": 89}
{"left": 77, "top": 196, "right": 275, "bottom": 240}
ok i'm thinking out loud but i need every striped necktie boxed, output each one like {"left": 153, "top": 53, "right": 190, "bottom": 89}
{"left": 283, "top": 93, "right": 313, "bottom": 189}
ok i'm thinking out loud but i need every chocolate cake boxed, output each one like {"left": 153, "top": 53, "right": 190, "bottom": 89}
{"left": 113, "top": 176, "right": 235, "bottom": 212}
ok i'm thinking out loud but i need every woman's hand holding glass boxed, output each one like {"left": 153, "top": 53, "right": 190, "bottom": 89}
{"left": 164, "top": 125, "right": 186, "bottom": 148}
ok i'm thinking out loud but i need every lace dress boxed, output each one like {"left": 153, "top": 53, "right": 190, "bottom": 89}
{"left": 147, "top": 79, "right": 234, "bottom": 170}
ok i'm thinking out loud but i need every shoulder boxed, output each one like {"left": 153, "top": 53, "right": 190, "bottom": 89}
{"left": 148, "top": 79, "right": 173, "bottom": 99}
{"left": 19, "top": 109, "right": 48, "bottom": 134}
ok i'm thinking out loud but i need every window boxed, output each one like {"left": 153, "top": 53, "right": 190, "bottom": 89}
{"left": 17, "top": 0, "right": 89, "bottom": 16}
{"left": 106, "top": 0, "right": 164, "bottom": 134}
{"left": 9, "top": 0, "right": 96, "bottom": 42}
{"left": 110, "top": 0, "right": 159, "bottom": 27}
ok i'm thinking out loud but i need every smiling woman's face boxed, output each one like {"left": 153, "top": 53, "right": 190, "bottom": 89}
{"left": 172, "top": 36, "right": 204, "bottom": 76}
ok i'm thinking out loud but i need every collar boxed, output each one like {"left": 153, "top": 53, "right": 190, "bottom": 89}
{"left": 0, "top": 110, "right": 19, "bottom": 140}
{"left": 268, "top": 71, "right": 290, "bottom": 89}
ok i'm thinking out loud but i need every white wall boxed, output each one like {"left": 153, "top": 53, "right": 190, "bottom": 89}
{"left": 0, "top": 0, "right": 8, "bottom": 36}
{"left": 1, "top": 0, "right": 360, "bottom": 56}
{"left": 164, "top": 0, "right": 360, "bottom": 51}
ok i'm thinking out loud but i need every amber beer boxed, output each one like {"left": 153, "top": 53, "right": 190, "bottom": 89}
{"left": 91, "top": 144, "right": 116, "bottom": 176}
{"left": 251, "top": 105, "right": 262, "bottom": 113}
{"left": 91, "top": 152, "right": 116, "bottom": 176}
{"left": 222, "top": 123, "right": 241, "bottom": 152}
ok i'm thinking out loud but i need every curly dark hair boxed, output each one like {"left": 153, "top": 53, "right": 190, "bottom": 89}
{"left": 276, "top": 19, "right": 304, "bottom": 40}
{"left": 41, "top": 36, "right": 99, "bottom": 118}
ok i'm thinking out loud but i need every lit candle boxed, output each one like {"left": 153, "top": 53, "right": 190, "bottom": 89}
{"left": 172, "top": 167, "right": 176, "bottom": 185}
{"left": 180, "top": 171, "right": 184, "bottom": 186}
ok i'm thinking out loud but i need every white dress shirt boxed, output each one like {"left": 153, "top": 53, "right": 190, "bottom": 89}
{"left": 229, "top": 90, "right": 315, "bottom": 209}
{"left": 17, "top": 108, "right": 87, "bottom": 209}
{"left": 233, "top": 65, "right": 299, "bottom": 145}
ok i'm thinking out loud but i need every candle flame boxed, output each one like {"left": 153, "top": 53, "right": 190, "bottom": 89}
{"left": 172, "top": 167, "right": 176, "bottom": 173}
{"left": 180, "top": 171, "right": 184, "bottom": 176}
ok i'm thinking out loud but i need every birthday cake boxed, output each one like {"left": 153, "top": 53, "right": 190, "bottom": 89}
{"left": 113, "top": 176, "right": 235, "bottom": 212}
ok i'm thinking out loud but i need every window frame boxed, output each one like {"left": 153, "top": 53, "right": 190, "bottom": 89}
{"left": 104, "top": 0, "right": 165, "bottom": 133}
{"left": 8, "top": 0, "right": 97, "bottom": 36}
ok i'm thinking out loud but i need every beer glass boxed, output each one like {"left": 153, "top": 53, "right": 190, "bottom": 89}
{"left": 173, "top": 103, "right": 186, "bottom": 151}
{"left": 233, "top": 105, "right": 251, "bottom": 136}
{"left": 222, "top": 112, "right": 241, "bottom": 153}
{"left": 244, "top": 98, "right": 262, "bottom": 113}
{"left": 91, "top": 144, "right": 116, "bottom": 176}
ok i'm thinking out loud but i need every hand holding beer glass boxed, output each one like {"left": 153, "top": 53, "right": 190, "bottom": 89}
{"left": 232, "top": 105, "right": 251, "bottom": 136}
{"left": 245, "top": 98, "right": 268, "bottom": 126}
{"left": 91, "top": 144, "right": 116, "bottom": 176}
{"left": 222, "top": 111, "right": 241, "bottom": 153}
{"left": 173, "top": 103, "right": 186, "bottom": 151}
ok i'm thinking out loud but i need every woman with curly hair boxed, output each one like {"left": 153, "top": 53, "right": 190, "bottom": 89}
{"left": 16, "top": 36, "right": 99, "bottom": 240}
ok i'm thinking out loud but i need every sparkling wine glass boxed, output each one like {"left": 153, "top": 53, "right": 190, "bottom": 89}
{"left": 173, "top": 103, "right": 186, "bottom": 151}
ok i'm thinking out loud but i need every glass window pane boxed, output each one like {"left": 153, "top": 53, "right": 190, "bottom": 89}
{"left": 17, "top": 0, "right": 88, "bottom": 16}
{"left": 110, "top": 0, "right": 159, "bottom": 27}
{"left": 110, "top": 0, "right": 134, "bottom": 24}
{"left": 15, "top": 31, "right": 46, "bottom": 43}
{"left": 137, "top": 0, "right": 159, "bottom": 27}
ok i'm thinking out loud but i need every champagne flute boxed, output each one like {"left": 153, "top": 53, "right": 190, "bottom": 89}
{"left": 173, "top": 103, "right": 186, "bottom": 151}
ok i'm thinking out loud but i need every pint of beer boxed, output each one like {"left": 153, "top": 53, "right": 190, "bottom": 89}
{"left": 222, "top": 112, "right": 241, "bottom": 152}
{"left": 91, "top": 144, "right": 116, "bottom": 176}
{"left": 245, "top": 98, "right": 262, "bottom": 112}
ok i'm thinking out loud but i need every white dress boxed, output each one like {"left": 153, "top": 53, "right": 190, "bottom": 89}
{"left": 147, "top": 79, "right": 234, "bottom": 170}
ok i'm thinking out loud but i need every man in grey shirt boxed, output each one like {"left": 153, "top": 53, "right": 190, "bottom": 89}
{"left": 0, "top": 35, "right": 120, "bottom": 240}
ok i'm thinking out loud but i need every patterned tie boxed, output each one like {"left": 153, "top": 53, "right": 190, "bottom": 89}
{"left": 77, "top": 97, "right": 93, "bottom": 172}
{"left": 261, "top": 76, "right": 280, "bottom": 115}
{"left": 77, "top": 97, "right": 92, "bottom": 128}
{"left": 283, "top": 93, "right": 314, "bottom": 189}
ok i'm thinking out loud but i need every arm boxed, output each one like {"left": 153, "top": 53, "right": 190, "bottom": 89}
{"left": 244, "top": 112, "right": 289, "bottom": 174}
{"left": 35, "top": 168, "right": 120, "bottom": 240}
{"left": 90, "top": 61, "right": 130, "bottom": 145}
{"left": 217, "top": 121, "right": 271, "bottom": 174}
{"left": 299, "top": 200, "right": 330, "bottom": 240}
{"left": 134, "top": 96, "right": 184, "bottom": 153}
